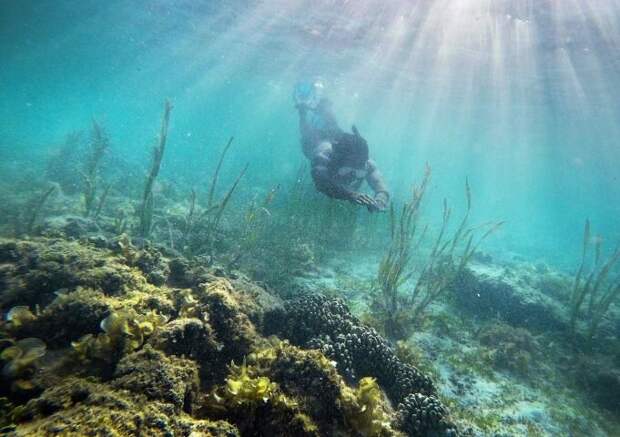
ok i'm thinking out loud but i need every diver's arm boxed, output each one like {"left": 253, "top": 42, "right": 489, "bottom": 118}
{"left": 366, "top": 160, "right": 390, "bottom": 210}
{"left": 311, "top": 156, "right": 379, "bottom": 212}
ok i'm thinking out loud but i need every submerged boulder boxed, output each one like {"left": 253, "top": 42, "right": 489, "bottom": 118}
{"left": 452, "top": 262, "right": 570, "bottom": 332}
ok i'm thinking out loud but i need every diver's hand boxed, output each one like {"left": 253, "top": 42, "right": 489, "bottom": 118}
{"left": 351, "top": 193, "right": 381, "bottom": 212}
{"left": 373, "top": 192, "right": 389, "bottom": 212}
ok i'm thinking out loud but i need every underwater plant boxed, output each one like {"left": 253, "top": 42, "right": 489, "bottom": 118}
{"left": 569, "top": 219, "right": 620, "bottom": 345}
{"left": 174, "top": 136, "right": 249, "bottom": 256}
{"left": 81, "top": 120, "right": 109, "bottom": 217}
{"left": 0, "top": 337, "right": 46, "bottom": 379}
{"left": 221, "top": 360, "right": 281, "bottom": 405}
{"left": 138, "top": 100, "right": 173, "bottom": 239}
{"left": 240, "top": 185, "right": 279, "bottom": 252}
{"left": 373, "top": 166, "right": 503, "bottom": 339}
{"left": 44, "top": 131, "right": 84, "bottom": 195}
{"left": 71, "top": 310, "right": 168, "bottom": 362}
{"left": 14, "top": 185, "right": 57, "bottom": 236}
{"left": 341, "top": 377, "right": 395, "bottom": 436}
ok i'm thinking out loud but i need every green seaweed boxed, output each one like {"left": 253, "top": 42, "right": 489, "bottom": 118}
{"left": 81, "top": 120, "right": 109, "bottom": 217}
{"left": 373, "top": 166, "right": 503, "bottom": 339}
{"left": 139, "top": 100, "right": 173, "bottom": 239}
{"left": 569, "top": 219, "right": 620, "bottom": 345}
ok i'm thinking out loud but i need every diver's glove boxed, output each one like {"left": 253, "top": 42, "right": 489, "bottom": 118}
{"left": 351, "top": 192, "right": 381, "bottom": 212}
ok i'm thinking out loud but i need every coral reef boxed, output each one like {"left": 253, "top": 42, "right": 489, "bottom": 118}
{"left": 396, "top": 393, "right": 455, "bottom": 437}
{"left": 203, "top": 341, "right": 400, "bottom": 437}
{"left": 0, "top": 235, "right": 450, "bottom": 436}
{"left": 11, "top": 377, "right": 238, "bottom": 436}
{"left": 264, "top": 293, "right": 458, "bottom": 435}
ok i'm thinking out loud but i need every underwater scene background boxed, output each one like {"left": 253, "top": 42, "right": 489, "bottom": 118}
{"left": 1, "top": 1, "right": 619, "bottom": 436}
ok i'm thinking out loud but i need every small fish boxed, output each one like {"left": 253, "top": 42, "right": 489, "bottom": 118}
{"left": 6, "top": 306, "right": 36, "bottom": 326}
{"left": 54, "top": 288, "right": 69, "bottom": 297}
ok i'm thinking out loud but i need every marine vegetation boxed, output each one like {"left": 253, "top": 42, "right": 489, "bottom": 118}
{"left": 569, "top": 219, "right": 620, "bottom": 345}
{"left": 13, "top": 185, "right": 57, "bottom": 237}
{"left": 372, "top": 165, "right": 503, "bottom": 339}
{"left": 265, "top": 293, "right": 458, "bottom": 436}
{"left": 138, "top": 100, "right": 172, "bottom": 238}
{"left": 81, "top": 120, "right": 109, "bottom": 218}
{"left": 476, "top": 321, "right": 541, "bottom": 376}
{"left": 0, "top": 236, "right": 452, "bottom": 436}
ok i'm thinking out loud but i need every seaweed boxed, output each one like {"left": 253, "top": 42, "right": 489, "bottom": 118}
{"left": 93, "top": 182, "right": 111, "bottom": 220}
{"left": 569, "top": 219, "right": 620, "bottom": 345}
{"left": 181, "top": 137, "right": 249, "bottom": 257}
{"left": 15, "top": 185, "right": 57, "bottom": 237}
{"left": 138, "top": 100, "right": 173, "bottom": 239}
{"left": 81, "top": 120, "right": 109, "bottom": 217}
{"left": 373, "top": 166, "right": 503, "bottom": 339}
{"left": 207, "top": 136, "right": 234, "bottom": 209}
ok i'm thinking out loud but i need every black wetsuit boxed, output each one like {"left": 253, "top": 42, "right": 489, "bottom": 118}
{"left": 298, "top": 99, "right": 390, "bottom": 208}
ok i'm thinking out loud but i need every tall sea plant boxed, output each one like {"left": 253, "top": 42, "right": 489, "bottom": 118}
{"left": 373, "top": 166, "right": 503, "bottom": 339}
{"left": 138, "top": 100, "right": 172, "bottom": 239}
{"left": 569, "top": 219, "right": 620, "bottom": 345}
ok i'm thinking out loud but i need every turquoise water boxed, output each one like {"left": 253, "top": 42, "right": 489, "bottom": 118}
{"left": 2, "top": 0, "right": 620, "bottom": 267}
{"left": 2, "top": 3, "right": 620, "bottom": 435}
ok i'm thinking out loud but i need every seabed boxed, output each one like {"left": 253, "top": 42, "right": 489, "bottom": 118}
{"left": 0, "top": 110, "right": 618, "bottom": 437}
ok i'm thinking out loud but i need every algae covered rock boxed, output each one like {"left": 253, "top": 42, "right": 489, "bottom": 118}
{"left": 197, "top": 279, "right": 258, "bottom": 363}
{"left": 149, "top": 317, "right": 221, "bottom": 362}
{"left": 452, "top": 263, "right": 568, "bottom": 332}
{"left": 264, "top": 294, "right": 458, "bottom": 436}
{"left": 477, "top": 321, "right": 541, "bottom": 376}
{"left": 12, "top": 288, "right": 112, "bottom": 347}
{"left": 113, "top": 346, "right": 200, "bottom": 411}
{"left": 0, "top": 235, "right": 456, "bottom": 436}
{"left": 204, "top": 341, "right": 400, "bottom": 437}
{"left": 0, "top": 238, "right": 145, "bottom": 308}
{"left": 149, "top": 317, "right": 224, "bottom": 387}
{"left": 132, "top": 243, "right": 171, "bottom": 286}
{"left": 12, "top": 377, "right": 239, "bottom": 436}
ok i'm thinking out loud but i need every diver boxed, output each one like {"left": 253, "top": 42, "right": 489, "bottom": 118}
{"left": 293, "top": 81, "right": 390, "bottom": 212}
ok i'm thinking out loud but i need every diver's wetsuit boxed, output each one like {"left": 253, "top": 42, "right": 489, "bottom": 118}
{"left": 297, "top": 99, "right": 390, "bottom": 210}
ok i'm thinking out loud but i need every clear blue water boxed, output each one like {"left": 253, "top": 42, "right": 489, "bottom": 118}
{"left": 2, "top": 0, "right": 620, "bottom": 268}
